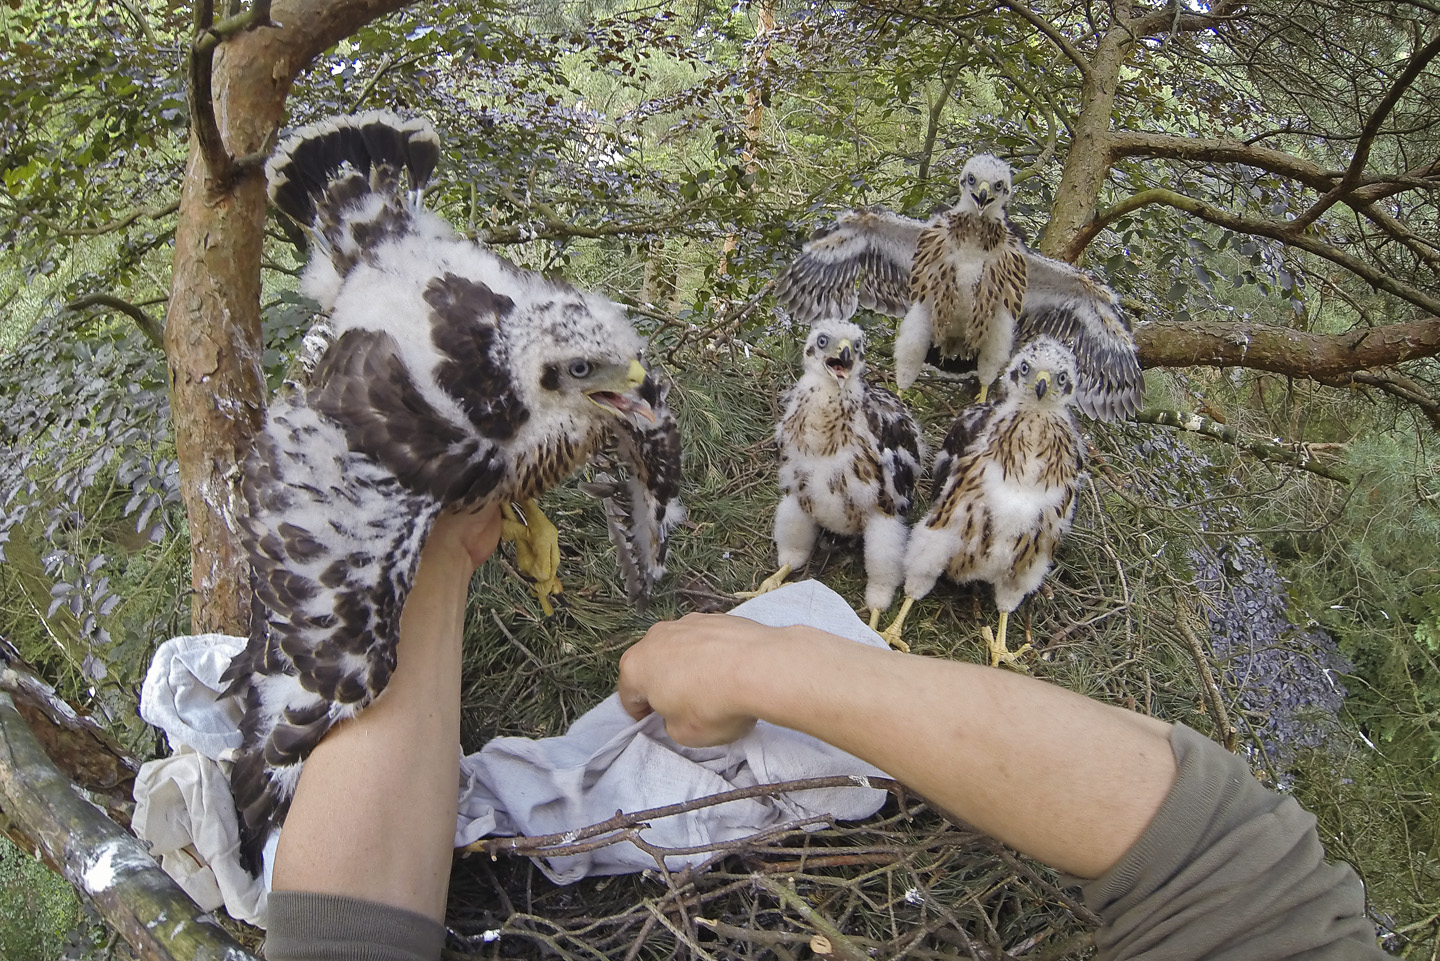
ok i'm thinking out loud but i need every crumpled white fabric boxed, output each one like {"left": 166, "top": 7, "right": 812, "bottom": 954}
{"left": 133, "top": 633, "right": 272, "bottom": 926}
{"left": 457, "top": 579, "right": 892, "bottom": 882}
{"left": 132, "top": 579, "right": 892, "bottom": 925}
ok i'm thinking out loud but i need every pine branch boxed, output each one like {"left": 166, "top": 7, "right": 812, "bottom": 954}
{"left": 464, "top": 774, "right": 903, "bottom": 858}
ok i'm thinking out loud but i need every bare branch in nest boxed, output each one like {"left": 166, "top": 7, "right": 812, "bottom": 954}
{"left": 464, "top": 774, "right": 905, "bottom": 858}
{"left": 754, "top": 875, "right": 871, "bottom": 961}
{"left": 1171, "top": 595, "right": 1239, "bottom": 752}
{"left": 1133, "top": 409, "right": 1352, "bottom": 484}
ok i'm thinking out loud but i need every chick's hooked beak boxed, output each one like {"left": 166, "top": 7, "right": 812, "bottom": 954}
{"left": 586, "top": 358, "right": 658, "bottom": 424}
{"left": 974, "top": 182, "right": 993, "bottom": 208}
{"left": 825, "top": 339, "right": 855, "bottom": 379}
{"left": 1034, "top": 369, "right": 1051, "bottom": 400}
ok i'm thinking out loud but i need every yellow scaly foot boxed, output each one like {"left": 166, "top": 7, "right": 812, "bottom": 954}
{"left": 502, "top": 499, "right": 563, "bottom": 616}
{"left": 878, "top": 596, "right": 914, "bottom": 653}
{"left": 735, "top": 564, "right": 792, "bottom": 600}
{"left": 984, "top": 611, "right": 1031, "bottom": 671}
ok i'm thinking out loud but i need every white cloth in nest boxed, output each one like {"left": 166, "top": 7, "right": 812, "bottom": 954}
{"left": 456, "top": 579, "right": 893, "bottom": 883}
{"left": 131, "top": 579, "right": 893, "bottom": 925}
{"left": 132, "top": 633, "right": 273, "bottom": 926}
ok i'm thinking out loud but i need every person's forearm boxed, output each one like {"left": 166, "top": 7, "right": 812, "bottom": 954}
{"left": 730, "top": 627, "right": 1176, "bottom": 879}
{"left": 272, "top": 541, "right": 472, "bottom": 921}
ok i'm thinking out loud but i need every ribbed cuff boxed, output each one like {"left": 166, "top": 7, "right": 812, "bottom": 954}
{"left": 264, "top": 891, "right": 446, "bottom": 961}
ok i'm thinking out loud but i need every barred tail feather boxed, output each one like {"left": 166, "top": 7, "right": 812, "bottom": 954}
{"left": 583, "top": 373, "right": 684, "bottom": 606}
{"left": 266, "top": 110, "right": 440, "bottom": 228}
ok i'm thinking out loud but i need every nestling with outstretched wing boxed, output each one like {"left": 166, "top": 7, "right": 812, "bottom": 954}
{"left": 739, "top": 320, "right": 924, "bottom": 636}
{"left": 774, "top": 157, "right": 1143, "bottom": 420}
{"left": 879, "top": 337, "right": 1084, "bottom": 666}
{"left": 222, "top": 111, "right": 681, "bottom": 873}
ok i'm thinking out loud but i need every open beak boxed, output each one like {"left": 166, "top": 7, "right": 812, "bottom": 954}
{"left": 1034, "top": 370, "right": 1051, "bottom": 400}
{"left": 586, "top": 358, "right": 657, "bottom": 424}
{"left": 825, "top": 339, "right": 855, "bottom": 379}
{"left": 975, "top": 183, "right": 992, "bottom": 207}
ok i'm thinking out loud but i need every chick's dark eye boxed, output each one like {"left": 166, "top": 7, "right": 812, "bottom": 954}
{"left": 965, "top": 174, "right": 976, "bottom": 185}
{"left": 568, "top": 359, "right": 593, "bottom": 378}
{"left": 1058, "top": 372, "right": 1070, "bottom": 385}
{"left": 816, "top": 334, "right": 829, "bottom": 349}
{"left": 1019, "top": 362, "right": 1031, "bottom": 376}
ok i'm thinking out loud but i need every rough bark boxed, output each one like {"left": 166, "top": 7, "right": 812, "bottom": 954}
{"left": 165, "top": 0, "right": 414, "bottom": 635}
{"left": 1038, "top": 23, "right": 1131, "bottom": 259}
{"left": 0, "top": 691, "right": 258, "bottom": 961}
{"left": 1136, "top": 315, "right": 1440, "bottom": 379}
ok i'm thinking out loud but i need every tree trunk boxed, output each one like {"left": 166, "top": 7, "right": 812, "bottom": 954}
{"left": 165, "top": 0, "right": 416, "bottom": 635}
{"left": 1040, "top": 26, "right": 1131, "bottom": 261}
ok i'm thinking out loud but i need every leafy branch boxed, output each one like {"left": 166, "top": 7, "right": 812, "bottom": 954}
{"left": 1133, "top": 409, "right": 1352, "bottom": 483}
{"left": 66, "top": 294, "right": 165, "bottom": 350}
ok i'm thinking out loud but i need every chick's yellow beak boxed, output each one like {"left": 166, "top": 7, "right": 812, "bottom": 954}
{"left": 586, "top": 358, "right": 657, "bottom": 424}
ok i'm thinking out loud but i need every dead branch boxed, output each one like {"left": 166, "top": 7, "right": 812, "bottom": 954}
{"left": 0, "top": 691, "right": 258, "bottom": 961}
{"left": 754, "top": 875, "right": 870, "bottom": 961}
{"left": 1171, "top": 597, "right": 1239, "bottom": 752}
{"left": 464, "top": 774, "right": 903, "bottom": 858}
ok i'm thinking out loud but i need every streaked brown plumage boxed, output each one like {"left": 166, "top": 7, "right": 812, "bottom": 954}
{"left": 774, "top": 157, "right": 1143, "bottom": 420}
{"left": 740, "top": 320, "right": 924, "bottom": 633}
{"left": 880, "top": 337, "right": 1084, "bottom": 666}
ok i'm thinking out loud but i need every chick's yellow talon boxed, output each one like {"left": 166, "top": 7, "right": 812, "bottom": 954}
{"left": 983, "top": 615, "right": 1031, "bottom": 672}
{"left": 502, "top": 499, "right": 564, "bottom": 616}
{"left": 735, "top": 564, "right": 792, "bottom": 599}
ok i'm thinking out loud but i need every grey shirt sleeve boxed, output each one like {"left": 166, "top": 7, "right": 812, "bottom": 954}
{"left": 264, "top": 891, "right": 446, "bottom": 961}
{"left": 1082, "top": 724, "right": 1387, "bottom": 960}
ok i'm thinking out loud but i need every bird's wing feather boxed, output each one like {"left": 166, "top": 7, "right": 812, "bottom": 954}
{"left": 930, "top": 402, "right": 997, "bottom": 502}
{"left": 226, "top": 392, "right": 446, "bottom": 872}
{"left": 1019, "top": 251, "right": 1143, "bottom": 421}
{"left": 582, "top": 372, "right": 685, "bottom": 606}
{"left": 864, "top": 385, "right": 924, "bottom": 515}
{"left": 776, "top": 208, "right": 926, "bottom": 324}
{"left": 227, "top": 322, "right": 509, "bottom": 872}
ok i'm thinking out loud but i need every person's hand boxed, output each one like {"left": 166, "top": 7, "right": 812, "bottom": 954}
{"left": 423, "top": 503, "right": 504, "bottom": 575}
{"left": 618, "top": 612, "right": 789, "bottom": 747}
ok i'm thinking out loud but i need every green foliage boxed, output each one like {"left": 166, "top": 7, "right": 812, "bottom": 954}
{"left": 0, "top": 836, "right": 80, "bottom": 961}
{"left": 3, "top": 0, "right": 1440, "bottom": 955}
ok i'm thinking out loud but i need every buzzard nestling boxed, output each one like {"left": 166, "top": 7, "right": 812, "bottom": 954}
{"left": 741, "top": 320, "right": 924, "bottom": 637}
{"left": 879, "top": 337, "right": 1084, "bottom": 666}
{"left": 775, "top": 156, "right": 1142, "bottom": 421}
{"left": 222, "top": 111, "right": 682, "bottom": 872}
